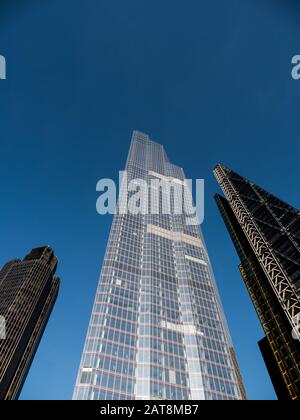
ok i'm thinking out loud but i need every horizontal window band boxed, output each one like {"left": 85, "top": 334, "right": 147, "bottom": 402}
{"left": 185, "top": 255, "right": 207, "bottom": 266}
{"left": 147, "top": 224, "right": 202, "bottom": 248}
{"left": 149, "top": 170, "right": 186, "bottom": 186}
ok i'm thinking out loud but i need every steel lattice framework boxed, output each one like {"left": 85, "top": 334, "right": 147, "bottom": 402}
{"left": 214, "top": 164, "right": 300, "bottom": 341}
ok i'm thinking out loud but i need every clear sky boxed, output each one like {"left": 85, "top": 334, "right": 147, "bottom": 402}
{"left": 1, "top": 0, "right": 300, "bottom": 400}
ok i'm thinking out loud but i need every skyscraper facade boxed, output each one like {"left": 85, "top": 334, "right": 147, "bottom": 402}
{"left": 73, "top": 132, "right": 245, "bottom": 400}
{"left": 214, "top": 164, "right": 300, "bottom": 400}
{"left": 0, "top": 246, "right": 60, "bottom": 400}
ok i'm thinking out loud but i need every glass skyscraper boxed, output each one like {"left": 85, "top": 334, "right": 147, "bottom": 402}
{"left": 73, "top": 132, "right": 245, "bottom": 400}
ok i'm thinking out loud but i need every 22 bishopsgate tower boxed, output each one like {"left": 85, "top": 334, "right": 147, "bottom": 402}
{"left": 73, "top": 132, "right": 245, "bottom": 400}
{"left": 214, "top": 165, "right": 300, "bottom": 400}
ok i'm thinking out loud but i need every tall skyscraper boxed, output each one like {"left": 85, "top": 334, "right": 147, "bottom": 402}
{"left": 73, "top": 131, "right": 245, "bottom": 400}
{"left": 0, "top": 246, "right": 60, "bottom": 400}
{"left": 214, "top": 164, "right": 300, "bottom": 400}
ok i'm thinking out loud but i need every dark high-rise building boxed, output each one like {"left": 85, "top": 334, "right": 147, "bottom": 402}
{"left": 214, "top": 164, "right": 300, "bottom": 400}
{"left": 73, "top": 131, "right": 245, "bottom": 400}
{"left": 0, "top": 246, "right": 59, "bottom": 400}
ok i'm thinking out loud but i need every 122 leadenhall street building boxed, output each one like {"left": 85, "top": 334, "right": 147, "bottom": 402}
{"left": 73, "top": 131, "right": 246, "bottom": 400}
{"left": 214, "top": 165, "right": 300, "bottom": 400}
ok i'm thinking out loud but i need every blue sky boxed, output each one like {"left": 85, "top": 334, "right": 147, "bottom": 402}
{"left": 1, "top": 0, "right": 300, "bottom": 400}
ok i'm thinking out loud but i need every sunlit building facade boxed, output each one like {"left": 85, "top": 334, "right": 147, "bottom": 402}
{"left": 0, "top": 246, "right": 59, "bottom": 400}
{"left": 73, "top": 132, "right": 245, "bottom": 400}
